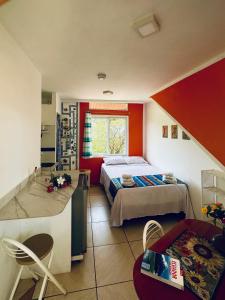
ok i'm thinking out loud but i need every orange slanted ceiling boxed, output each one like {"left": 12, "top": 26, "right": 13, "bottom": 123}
{"left": 151, "top": 58, "right": 225, "bottom": 166}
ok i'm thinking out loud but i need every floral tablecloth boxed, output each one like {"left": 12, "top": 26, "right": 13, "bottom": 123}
{"left": 166, "top": 231, "right": 225, "bottom": 300}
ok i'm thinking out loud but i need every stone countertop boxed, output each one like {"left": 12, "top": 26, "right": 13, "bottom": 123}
{"left": 0, "top": 171, "right": 79, "bottom": 221}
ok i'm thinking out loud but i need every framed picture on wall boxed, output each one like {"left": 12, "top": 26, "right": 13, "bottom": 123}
{"left": 182, "top": 131, "right": 190, "bottom": 140}
{"left": 162, "top": 125, "right": 168, "bottom": 138}
{"left": 171, "top": 125, "right": 178, "bottom": 139}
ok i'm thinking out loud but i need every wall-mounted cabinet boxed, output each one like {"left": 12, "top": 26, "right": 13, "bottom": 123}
{"left": 41, "top": 91, "right": 59, "bottom": 167}
{"left": 41, "top": 91, "right": 57, "bottom": 126}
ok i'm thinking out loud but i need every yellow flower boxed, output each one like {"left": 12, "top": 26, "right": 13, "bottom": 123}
{"left": 185, "top": 271, "right": 206, "bottom": 288}
{"left": 201, "top": 207, "right": 207, "bottom": 214}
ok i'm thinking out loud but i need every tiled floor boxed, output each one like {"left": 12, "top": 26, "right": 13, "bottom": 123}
{"left": 16, "top": 185, "right": 181, "bottom": 300}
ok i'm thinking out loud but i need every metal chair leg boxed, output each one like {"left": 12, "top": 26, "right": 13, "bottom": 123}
{"left": 27, "top": 267, "right": 39, "bottom": 281}
{"left": 38, "top": 250, "right": 53, "bottom": 300}
{"left": 9, "top": 265, "right": 24, "bottom": 300}
{"left": 38, "top": 250, "right": 66, "bottom": 300}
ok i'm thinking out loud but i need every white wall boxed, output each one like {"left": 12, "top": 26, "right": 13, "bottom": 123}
{"left": 55, "top": 93, "right": 61, "bottom": 114}
{"left": 0, "top": 24, "right": 41, "bottom": 199}
{"left": 145, "top": 101, "right": 224, "bottom": 219}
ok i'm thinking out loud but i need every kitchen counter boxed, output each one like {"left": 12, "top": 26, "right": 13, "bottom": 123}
{"left": 0, "top": 170, "right": 79, "bottom": 221}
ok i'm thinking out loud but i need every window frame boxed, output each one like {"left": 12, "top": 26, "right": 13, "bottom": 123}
{"left": 91, "top": 114, "right": 129, "bottom": 157}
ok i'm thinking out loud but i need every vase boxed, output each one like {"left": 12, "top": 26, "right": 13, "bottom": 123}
{"left": 212, "top": 224, "right": 225, "bottom": 256}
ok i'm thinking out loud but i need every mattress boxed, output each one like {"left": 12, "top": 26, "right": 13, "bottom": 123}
{"left": 100, "top": 163, "right": 193, "bottom": 226}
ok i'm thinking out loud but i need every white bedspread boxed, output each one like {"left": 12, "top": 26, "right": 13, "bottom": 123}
{"left": 100, "top": 163, "right": 193, "bottom": 226}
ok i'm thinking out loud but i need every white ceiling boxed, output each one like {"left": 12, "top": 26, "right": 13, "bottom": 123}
{"left": 0, "top": 0, "right": 225, "bottom": 102}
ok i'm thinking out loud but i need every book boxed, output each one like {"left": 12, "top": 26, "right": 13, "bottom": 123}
{"left": 141, "top": 249, "right": 184, "bottom": 290}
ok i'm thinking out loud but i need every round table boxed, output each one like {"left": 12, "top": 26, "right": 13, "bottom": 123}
{"left": 133, "top": 219, "right": 225, "bottom": 300}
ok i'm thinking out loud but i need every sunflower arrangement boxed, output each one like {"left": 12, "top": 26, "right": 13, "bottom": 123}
{"left": 201, "top": 202, "right": 225, "bottom": 226}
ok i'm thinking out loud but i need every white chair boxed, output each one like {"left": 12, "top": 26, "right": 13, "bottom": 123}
{"left": 143, "top": 220, "right": 164, "bottom": 251}
{"left": 1, "top": 233, "right": 66, "bottom": 300}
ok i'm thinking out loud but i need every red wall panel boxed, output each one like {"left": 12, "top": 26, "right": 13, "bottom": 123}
{"left": 79, "top": 103, "right": 143, "bottom": 184}
{"left": 152, "top": 59, "right": 225, "bottom": 166}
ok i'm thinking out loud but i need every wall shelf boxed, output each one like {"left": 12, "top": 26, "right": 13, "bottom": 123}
{"left": 202, "top": 169, "right": 225, "bottom": 180}
{"left": 201, "top": 169, "right": 225, "bottom": 207}
{"left": 201, "top": 169, "right": 225, "bottom": 223}
{"left": 203, "top": 186, "right": 225, "bottom": 198}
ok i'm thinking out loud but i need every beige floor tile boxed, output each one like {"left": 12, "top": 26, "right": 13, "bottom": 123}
{"left": 129, "top": 238, "right": 158, "bottom": 259}
{"left": 92, "top": 221, "right": 127, "bottom": 246}
{"left": 87, "top": 223, "right": 93, "bottom": 247}
{"left": 45, "top": 248, "right": 95, "bottom": 297}
{"left": 129, "top": 240, "right": 143, "bottom": 259}
{"left": 91, "top": 206, "right": 111, "bottom": 222}
{"left": 45, "top": 288, "right": 97, "bottom": 300}
{"left": 89, "top": 186, "right": 105, "bottom": 195}
{"left": 90, "top": 194, "right": 108, "bottom": 207}
{"left": 123, "top": 219, "right": 146, "bottom": 241}
{"left": 14, "top": 278, "right": 35, "bottom": 300}
{"left": 95, "top": 243, "right": 134, "bottom": 286}
{"left": 97, "top": 281, "right": 138, "bottom": 300}
{"left": 87, "top": 207, "right": 91, "bottom": 222}
{"left": 124, "top": 215, "right": 179, "bottom": 241}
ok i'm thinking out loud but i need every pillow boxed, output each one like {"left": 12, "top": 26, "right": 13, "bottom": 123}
{"left": 103, "top": 156, "right": 127, "bottom": 165}
{"left": 125, "top": 156, "right": 148, "bottom": 164}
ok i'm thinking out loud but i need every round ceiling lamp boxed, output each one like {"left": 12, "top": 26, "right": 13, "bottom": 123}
{"left": 97, "top": 72, "right": 106, "bottom": 80}
{"left": 103, "top": 90, "right": 114, "bottom": 95}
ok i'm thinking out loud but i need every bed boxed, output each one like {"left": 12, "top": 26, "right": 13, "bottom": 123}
{"left": 100, "top": 158, "right": 193, "bottom": 226}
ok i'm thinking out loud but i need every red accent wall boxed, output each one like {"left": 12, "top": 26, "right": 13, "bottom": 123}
{"left": 79, "top": 103, "right": 143, "bottom": 184}
{"left": 152, "top": 59, "right": 225, "bottom": 166}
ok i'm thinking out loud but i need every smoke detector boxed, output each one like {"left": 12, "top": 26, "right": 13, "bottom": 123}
{"left": 133, "top": 14, "right": 159, "bottom": 38}
{"left": 97, "top": 72, "right": 106, "bottom": 80}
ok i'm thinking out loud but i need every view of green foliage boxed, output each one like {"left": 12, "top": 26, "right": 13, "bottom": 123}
{"left": 92, "top": 118, "right": 108, "bottom": 154}
{"left": 92, "top": 117, "right": 127, "bottom": 155}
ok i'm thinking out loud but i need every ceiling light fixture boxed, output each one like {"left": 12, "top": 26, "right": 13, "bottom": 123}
{"left": 133, "top": 14, "right": 159, "bottom": 38}
{"left": 103, "top": 90, "right": 113, "bottom": 95}
{"left": 97, "top": 72, "right": 106, "bottom": 80}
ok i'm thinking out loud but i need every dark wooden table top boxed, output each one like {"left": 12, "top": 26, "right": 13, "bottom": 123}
{"left": 133, "top": 219, "right": 225, "bottom": 300}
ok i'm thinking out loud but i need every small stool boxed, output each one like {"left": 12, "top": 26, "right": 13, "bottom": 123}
{"left": 2, "top": 233, "right": 66, "bottom": 300}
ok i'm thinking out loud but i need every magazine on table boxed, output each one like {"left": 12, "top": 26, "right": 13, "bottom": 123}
{"left": 141, "top": 249, "right": 184, "bottom": 290}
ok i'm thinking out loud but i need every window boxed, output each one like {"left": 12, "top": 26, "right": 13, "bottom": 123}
{"left": 92, "top": 116, "right": 128, "bottom": 156}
